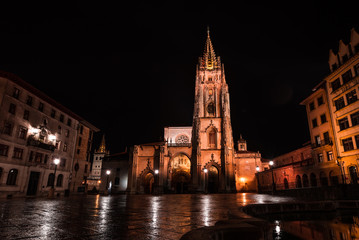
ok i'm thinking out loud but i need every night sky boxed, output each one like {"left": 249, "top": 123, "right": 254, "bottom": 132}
{"left": 1, "top": 2, "right": 358, "bottom": 158}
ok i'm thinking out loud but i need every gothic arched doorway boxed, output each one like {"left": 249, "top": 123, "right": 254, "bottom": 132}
{"left": 171, "top": 153, "right": 191, "bottom": 193}
{"left": 143, "top": 172, "right": 154, "bottom": 194}
{"left": 208, "top": 165, "right": 219, "bottom": 193}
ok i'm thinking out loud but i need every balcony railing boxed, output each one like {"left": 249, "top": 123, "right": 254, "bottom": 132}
{"left": 27, "top": 136, "right": 56, "bottom": 152}
{"left": 312, "top": 138, "right": 333, "bottom": 149}
{"left": 167, "top": 143, "right": 192, "bottom": 147}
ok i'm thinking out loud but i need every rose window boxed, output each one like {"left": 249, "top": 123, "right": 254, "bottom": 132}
{"left": 176, "top": 135, "right": 189, "bottom": 143}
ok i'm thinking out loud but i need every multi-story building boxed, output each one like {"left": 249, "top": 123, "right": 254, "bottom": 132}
{"left": 0, "top": 71, "right": 98, "bottom": 198}
{"left": 326, "top": 28, "right": 359, "bottom": 184}
{"left": 70, "top": 121, "right": 99, "bottom": 193}
{"left": 257, "top": 27, "right": 359, "bottom": 192}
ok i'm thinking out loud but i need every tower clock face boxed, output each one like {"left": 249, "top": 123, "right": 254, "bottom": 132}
{"left": 207, "top": 102, "right": 215, "bottom": 114}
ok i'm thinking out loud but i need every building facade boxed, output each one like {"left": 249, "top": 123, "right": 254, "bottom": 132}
{"left": 0, "top": 71, "right": 98, "bottom": 198}
{"left": 127, "top": 30, "right": 266, "bottom": 194}
{"left": 69, "top": 121, "right": 99, "bottom": 194}
{"left": 257, "top": 28, "right": 359, "bottom": 191}
{"left": 88, "top": 135, "right": 109, "bottom": 191}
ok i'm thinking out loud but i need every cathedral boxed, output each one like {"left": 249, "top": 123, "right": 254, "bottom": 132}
{"left": 127, "top": 29, "right": 266, "bottom": 194}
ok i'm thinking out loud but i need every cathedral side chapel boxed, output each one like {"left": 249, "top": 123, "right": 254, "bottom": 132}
{"left": 127, "top": 29, "right": 266, "bottom": 194}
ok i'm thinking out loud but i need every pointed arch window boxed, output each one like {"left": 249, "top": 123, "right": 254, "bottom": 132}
{"left": 47, "top": 173, "right": 55, "bottom": 187}
{"left": 208, "top": 129, "right": 217, "bottom": 148}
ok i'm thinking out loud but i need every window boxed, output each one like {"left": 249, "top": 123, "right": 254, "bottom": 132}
{"left": 35, "top": 153, "right": 43, "bottom": 163}
{"left": 327, "top": 151, "right": 333, "bottom": 161}
{"left": 208, "top": 130, "right": 216, "bottom": 148}
{"left": 55, "top": 141, "right": 60, "bottom": 150}
{"left": 84, "top": 164, "right": 88, "bottom": 173}
{"left": 57, "top": 125, "right": 62, "bottom": 134}
{"left": 320, "top": 114, "right": 327, "bottom": 124}
{"left": 60, "top": 158, "right": 66, "bottom": 167}
{"left": 6, "top": 169, "right": 18, "bottom": 185}
{"left": 334, "top": 97, "right": 345, "bottom": 111}
{"left": 355, "top": 135, "right": 359, "bottom": 149}
{"left": 3, "top": 122, "right": 13, "bottom": 135}
{"left": 331, "top": 78, "right": 341, "bottom": 91}
{"left": 65, "top": 129, "right": 69, "bottom": 138}
{"left": 77, "top": 149, "right": 80, "bottom": 154}
{"left": 51, "top": 109, "right": 56, "bottom": 118}
{"left": 44, "top": 154, "right": 48, "bottom": 164}
{"left": 78, "top": 137, "right": 82, "bottom": 146}
{"left": 317, "top": 96, "right": 324, "bottom": 106}
{"left": 23, "top": 110, "right": 30, "bottom": 120}
{"left": 309, "top": 102, "right": 315, "bottom": 111}
{"left": 343, "top": 137, "right": 354, "bottom": 151}
{"left": 351, "top": 111, "right": 359, "bottom": 127}
{"left": 318, "top": 153, "right": 323, "bottom": 163}
{"left": 47, "top": 173, "right": 55, "bottom": 187}
{"left": 63, "top": 143, "right": 67, "bottom": 152}
{"left": 312, "top": 118, "right": 318, "bottom": 128}
{"left": 115, "top": 177, "right": 120, "bottom": 185}
{"left": 59, "top": 114, "right": 64, "bottom": 123}
{"left": 0, "top": 168, "right": 2, "bottom": 182}
{"left": 26, "top": 96, "right": 33, "bottom": 106}
{"left": 332, "top": 63, "right": 338, "bottom": 71}
{"left": 342, "top": 54, "right": 349, "bottom": 63}
{"left": 18, "top": 126, "right": 28, "bottom": 140}
{"left": 342, "top": 69, "right": 353, "bottom": 84}
{"left": 38, "top": 102, "right": 44, "bottom": 112}
{"left": 80, "top": 125, "right": 83, "bottom": 134}
{"left": 28, "top": 151, "right": 34, "bottom": 162}
{"left": 354, "top": 63, "right": 359, "bottom": 76}
{"left": 67, "top": 118, "right": 72, "bottom": 127}
{"left": 315, "top": 135, "right": 321, "bottom": 146}
{"left": 8, "top": 103, "right": 16, "bottom": 114}
{"left": 0, "top": 144, "right": 9, "bottom": 156}
{"left": 56, "top": 174, "right": 63, "bottom": 187}
{"left": 346, "top": 89, "right": 358, "bottom": 105}
{"left": 13, "top": 87, "right": 20, "bottom": 99}
{"left": 13, "top": 148, "right": 23, "bottom": 159}
{"left": 339, "top": 117, "right": 349, "bottom": 131}
{"left": 323, "top": 131, "right": 330, "bottom": 144}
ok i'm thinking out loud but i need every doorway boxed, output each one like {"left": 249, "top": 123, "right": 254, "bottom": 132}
{"left": 208, "top": 166, "right": 219, "bottom": 193}
{"left": 349, "top": 166, "right": 358, "bottom": 184}
{"left": 27, "top": 171, "right": 40, "bottom": 196}
{"left": 143, "top": 173, "right": 154, "bottom": 194}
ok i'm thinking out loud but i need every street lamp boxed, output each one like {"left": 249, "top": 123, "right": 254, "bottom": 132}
{"left": 203, "top": 168, "right": 208, "bottom": 194}
{"left": 269, "top": 161, "right": 276, "bottom": 194}
{"left": 256, "top": 166, "right": 260, "bottom": 172}
{"left": 52, "top": 158, "right": 60, "bottom": 189}
{"left": 106, "top": 169, "right": 111, "bottom": 188}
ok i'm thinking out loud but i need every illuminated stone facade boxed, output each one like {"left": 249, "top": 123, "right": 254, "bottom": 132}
{"left": 127, "top": 30, "right": 265, "bottom": 194}
{"left": 0, "top": 71, "right": 98, "bottom": 198}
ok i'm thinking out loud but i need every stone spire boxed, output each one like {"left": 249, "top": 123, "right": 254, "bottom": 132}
{"left": 202, "top": 27, "right": 219, "bottom": 70}
{"left": 97, "top": 135, "right": 106, "bottom": 153}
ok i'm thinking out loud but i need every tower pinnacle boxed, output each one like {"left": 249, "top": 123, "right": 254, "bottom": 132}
{"left": 201, "top": 27, "right": 219, "bottom": 70}
{"left": 97, "top": 135, "right": 106, "bottom": 153}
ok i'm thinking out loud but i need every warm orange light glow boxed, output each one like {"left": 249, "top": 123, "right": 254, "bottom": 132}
{"left": 98, "top": 180, "right": 101, "bottom": 184}
{"left": 240, "top": 177, "right": 245, "bottom": 182}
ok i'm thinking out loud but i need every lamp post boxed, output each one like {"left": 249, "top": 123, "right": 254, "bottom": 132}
{"left": 48, "top": 158, "right": 60, "bottom": 197}
{"left": 255, "top": 166, "right": 260, "bottom": 193}
{"left": 154, "top": 169, "right": 159, "bottom": 194}
{"left": 105, "top": 170, "right": 111, "bottom": 195}
{"left": 203, "top": 168, "right": 208, "bottom": 194}
{"left": 337, "top": 158, "right": 346, "bottom": 184}
{"left": 269, "top": 161, "right": 276, "bottom": 194}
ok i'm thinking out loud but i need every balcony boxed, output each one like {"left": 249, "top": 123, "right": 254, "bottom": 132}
{"left": 167, "top": 143, "right": 192, "bottom": 147}
{"left": 27, "top": 136, "right": 56, "bottom": 152}
{"left": 312, "top": 138, "right": 333, "bottom": 149}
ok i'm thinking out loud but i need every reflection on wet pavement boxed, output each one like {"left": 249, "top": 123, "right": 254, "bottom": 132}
{"left": 0, "top": 193, "right": 294, "bottom": 240}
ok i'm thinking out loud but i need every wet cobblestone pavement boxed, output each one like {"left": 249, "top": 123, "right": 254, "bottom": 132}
{"left": 0, "top": 193, "right": 295, "bottom": 240}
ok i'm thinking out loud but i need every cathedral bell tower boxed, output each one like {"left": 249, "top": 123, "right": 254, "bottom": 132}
{"left": 191, "top": 28, "right": 236, "bottom": 192}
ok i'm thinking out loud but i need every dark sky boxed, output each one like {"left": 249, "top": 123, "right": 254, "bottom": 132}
{"left": 1, "top": 2, "right": 358, "bottom": 158}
